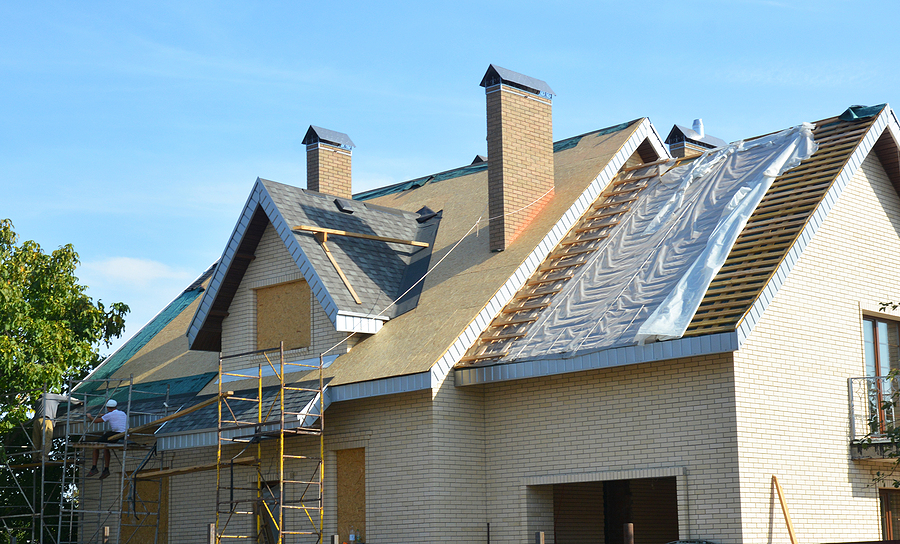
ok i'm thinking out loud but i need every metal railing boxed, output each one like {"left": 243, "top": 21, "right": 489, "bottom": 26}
{"left": 849, "top": 376, "right": 900, "bottom": 441}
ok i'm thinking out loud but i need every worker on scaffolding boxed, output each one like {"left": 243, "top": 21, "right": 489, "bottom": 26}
{"left": 85, "top": 399, "right": 127, "bottom": 480}
{"left": 32, "top": 393, "right": 82, "bottom": 461}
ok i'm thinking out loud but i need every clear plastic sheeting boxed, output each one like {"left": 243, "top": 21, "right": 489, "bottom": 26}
{"left": 509, "top": 123, "right": 818, "bottom": 362}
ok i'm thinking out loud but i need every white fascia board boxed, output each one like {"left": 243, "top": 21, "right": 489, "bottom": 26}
{"left": 455, "top": 331, "right": 738, "bottom": 386}
{"left": 645, "top": 119, "right": 672, "bottom": 160}
{"left": 188, "top": 183, "right": 264, "bottom": 346}
{"left": 328, "top": 372, "right": 431, "bottom": 402}
{"left": 335, "top": 312, "right": 386, "bottom": 334}
{"left": 430, "top": 120, "right": 661, "bottom": 388}
{"left": 734, "top": 108, "right": 894, "bottom": 347}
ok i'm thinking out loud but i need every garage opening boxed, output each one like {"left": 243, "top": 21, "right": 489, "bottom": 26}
{"left": 552, "top": 476, "right": 677, "bottom": 544}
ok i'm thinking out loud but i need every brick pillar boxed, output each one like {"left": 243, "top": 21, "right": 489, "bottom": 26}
{"left": 485, "top": 83, "right": 554, "bottom": 251}
{"left": 306, "top": 142, "right": 352, "bottom": 198}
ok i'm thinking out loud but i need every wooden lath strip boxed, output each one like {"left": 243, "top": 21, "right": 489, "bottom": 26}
{"left": 479, "top": 332, "right": 528, "bottom": 341}
{"left": 134, "top": 456, "right": 257, "bottom": 480}
{"left": 618, "top": 157, "right": 670, "bottom": 173}
{"left": 501, "top": 301, "right": 551, "bottom": 313}
{"left": 492, "top": 315, "right": 540, "bottom": 326}
{"left": 292, "top": 224, "right": 428, "bottom": 247}
{"left": 462, "top": 158, "right": 665, "bottom": 365}
{"left": 775, "top": 160, "right": 844, "bottom": 183}
{"left": 458, "top": 351, "right": 509, "bottom": 363}
{"left": 527, "top": 273, "right": 574, "bottom": 285}
{"left": 315, "top": 232, "right": 362, "bottom": 304}
{"left": 561, "top": 232, "right": 609, "bottom": 245}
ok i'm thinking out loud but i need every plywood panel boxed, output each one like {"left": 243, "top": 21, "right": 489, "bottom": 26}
{"left": 336, "top": 448, "right": 365, "bottom": 543}
{"left": 256, "top": 280, "right": 311, "bottom": 351}
{"left": 120, "top": 476, "right": 168, "bottom": 544}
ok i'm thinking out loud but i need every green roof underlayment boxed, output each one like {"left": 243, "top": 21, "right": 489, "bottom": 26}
{"left": 355, "top": 120, "right": 639, "bottom": 201}
{"left": 75, "top": 285, "right": 206, "bottom": 395}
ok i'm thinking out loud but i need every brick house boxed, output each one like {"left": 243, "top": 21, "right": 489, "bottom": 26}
{"left": 77, "top": 66, "right": 900, "bottom": 543}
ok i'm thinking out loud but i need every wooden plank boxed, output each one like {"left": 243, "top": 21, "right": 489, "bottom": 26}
{"left": 773, "top": 475, "right": 799, "bottom": 544}
{"left": 458, "top": 351, "right": 509, "bottom": 364}
{"left": 492, "top": 315, "right": 540, "bottom": 327}
{"left": 562, "top": 232, "right": 609, "bottom": 245}
{"left": 134, "top": 456, "right": 257, "bottom": 480}
{"left": 108, "top": 391, "right": 234, "bottom": 441}
{"left": 319, "top": 238, "right": 363, "bottom": 304}
{"left": 618, "top": 157, "right": 671, "bottom": 173}
{"left": 7, "top": 461, "right": 65, "bottom": 469}
{"left": 292, "top": 224, "right": 429, "bottom": 247}
{"left": 527, "top": 273, "right": 574, "bottom": 286}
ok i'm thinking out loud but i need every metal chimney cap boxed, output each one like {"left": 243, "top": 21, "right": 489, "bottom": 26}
{"left": 692, "top": 119, "right": 704, "bottom": 138}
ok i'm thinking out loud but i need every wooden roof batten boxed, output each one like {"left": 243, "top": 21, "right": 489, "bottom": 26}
{"left": 685, "top": 109, "right": 887, "bottom": 337}
{"left": 458, "top": 160, "right": 660, "bottom": 365}
{"left": 457, "top": 107, "right": 895, "bottom": 368}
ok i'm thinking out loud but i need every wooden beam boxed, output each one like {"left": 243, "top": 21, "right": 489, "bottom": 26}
{"left": 292, "top": 224, "right": 429, "bottom": 247}
{"left": 7, "top": 461, "right": 64, "bottom": 469}
{"left": 108, "top": 391, "right": 234, "bottom": 441}
{"left": 134, "top": 456, "right": 257, "bottom": 480}
{"left": 316, "top": 235, "right": 362, "bottom": 304}
{"left": 772, "top": 475, "right": 799, "bottom": 544}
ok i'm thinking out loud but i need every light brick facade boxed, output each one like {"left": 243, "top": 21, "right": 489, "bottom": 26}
{"left": 307, "top": 143, "right": 352, "bottom": 199}
{"left": 159, "top": 142, "right": 900, "bottom": 543}
{"left": 730, "top": 151, "right": 900, "bottom": 542}
{"left": 221, "top": 223, "right": 350, "bottom": 373}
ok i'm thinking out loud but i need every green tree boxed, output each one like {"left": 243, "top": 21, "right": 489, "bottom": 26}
{"left": 0, "top": 218, "right": 129, "bottom": 431}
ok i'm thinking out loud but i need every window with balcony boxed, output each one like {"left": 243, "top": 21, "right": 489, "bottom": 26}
{"left": 864, "top": 317, "right": 900, "bottom": 435}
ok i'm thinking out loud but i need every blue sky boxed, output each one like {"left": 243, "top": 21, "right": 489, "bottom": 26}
{"left": 2, "top": 0, "right": 896, "bottom": 356}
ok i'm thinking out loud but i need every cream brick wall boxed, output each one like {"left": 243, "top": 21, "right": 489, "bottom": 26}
{"left": 79, "top": 448, "right": 171, "bottom": 543}
{"left": 307, "top": 143, "right": 352, "bottom": 199}
{"left": 221, "top": 223, "right": 350, "bottom": 370}
{"left": 160, "top": 390, "right": 433, "bottom": 544}
{"left": 733, "top": 152, "right": 900, "bottom": 542}
{"left": 429, "top": 382, "right": 488, "bottom": 543}
{"left": 477, "top": 354, "right": 742, "bottom": 543}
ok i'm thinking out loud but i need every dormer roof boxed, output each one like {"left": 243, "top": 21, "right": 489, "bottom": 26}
{"left": 665, "top": 124, "right": 727, "bottom": 149}
{"left": 187, "top": 180, "right": 440, "bottom": 352}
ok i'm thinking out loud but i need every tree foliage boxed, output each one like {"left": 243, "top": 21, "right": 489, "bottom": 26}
{"left": 0, "top": 219, "right": 129, "bottom": 430}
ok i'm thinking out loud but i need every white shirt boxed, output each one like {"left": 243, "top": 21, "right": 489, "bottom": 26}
{"left": 101, "top": 409, "right": 128, "bottom": 433}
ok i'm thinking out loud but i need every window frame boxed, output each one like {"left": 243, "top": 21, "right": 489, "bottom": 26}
{"left": 864, "top": 316, "right": 900, "bottom": 434}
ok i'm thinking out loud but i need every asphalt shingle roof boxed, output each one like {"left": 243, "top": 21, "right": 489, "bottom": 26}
{"left": 262, "top": 179, "right": 440, "bottom": 318}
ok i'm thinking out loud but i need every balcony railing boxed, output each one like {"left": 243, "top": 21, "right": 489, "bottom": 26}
{"left": 849, "top": 376, "right": 899, "bottom": 441}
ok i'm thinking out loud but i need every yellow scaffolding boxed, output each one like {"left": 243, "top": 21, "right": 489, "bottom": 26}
{"left": 215, "top": 342, "right": 325, "bottom": 544}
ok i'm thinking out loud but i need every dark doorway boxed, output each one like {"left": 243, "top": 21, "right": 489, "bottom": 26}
{"left": 605, "top": 477, "right": 678, "bottom": 544}
{"left": 552, "top": 477, "right": 677, "bottom": 544}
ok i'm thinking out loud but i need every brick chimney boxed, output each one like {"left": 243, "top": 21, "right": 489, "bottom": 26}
{"left": 480, "top": 65, "right": 555, "bottom": 252}
{"left": 302, "top": 126, "right": 355, "bottom": 198}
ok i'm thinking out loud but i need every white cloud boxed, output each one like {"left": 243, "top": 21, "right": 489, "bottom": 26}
{"left": 80, "top": 257, "right": 193, "bottom": 288}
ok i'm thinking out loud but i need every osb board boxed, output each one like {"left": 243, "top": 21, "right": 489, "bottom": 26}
{"left": 336, "top": 448, "right": 365, "bottom": 542}
{"left": 325, "top": 121, "right": 647, "bottom": 384}
{"left": 256, "top": 280, "right": 311, "bottom": 351}
{"left": 120, "top": 476, "right": 168, "bottom": 543}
